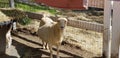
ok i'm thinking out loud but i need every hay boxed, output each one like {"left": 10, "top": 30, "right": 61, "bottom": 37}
{"left": 0, "top": 11, "right": 10, "bottom": 22}
{"left": 0, "top": 8, "right": 26, "bottom": 23}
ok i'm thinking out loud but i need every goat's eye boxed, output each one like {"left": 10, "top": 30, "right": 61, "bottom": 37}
{"left": 57, "top": 20, "right": 60, "bottom": 22}
{"left": 65, "top": 21, "right": 67, "bottom": 23}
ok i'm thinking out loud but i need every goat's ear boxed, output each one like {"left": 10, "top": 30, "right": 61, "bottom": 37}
{"left": 57, "top": 18, "right": 60, "bottom": 22}
{"left": 55, "top": 14, "right": 59, "bottom": 18}
{"left": 65, "top": 17, "right": 69, "bottom": 21}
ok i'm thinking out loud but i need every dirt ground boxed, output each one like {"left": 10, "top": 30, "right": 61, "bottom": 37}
{"left": 0, "top": 10, "right": 103, "bottom": 58}
{"left": 1, "top": 30, "right": 101, "bottom": 58}
{"left": 11, "top": 14, "right": 102, "bottom": 58}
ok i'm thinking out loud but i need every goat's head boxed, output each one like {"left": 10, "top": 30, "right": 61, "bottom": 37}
{"left": 57, "top": 18, "right": 68, "bottom": 30}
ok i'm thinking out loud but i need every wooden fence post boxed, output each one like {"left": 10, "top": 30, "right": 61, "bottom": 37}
{"left": 103, "top": 0, "right": 112, "bottom": 58}
{"left": 9, "top": 0, "right": 15, "bottom": 8}
{"left": 111, "top": 1, "right": 120, "bottom": 58}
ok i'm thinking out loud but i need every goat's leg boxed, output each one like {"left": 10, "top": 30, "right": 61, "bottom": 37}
{"left": 42, "top": 40, "right": 49, "bottom": 50}
{"left": 42, "top": 40, "right": 46, "bottom": 49}
{"left": 57, "top": 44, "right": 60, "bottom": 58}
{"left": 8, "top": 36, "right": 12, "bottom": 48}
{"left": 6, "top": 37, "right": 9, "bottom": 48}
{"left": 6, "top": 24, "right": 13, "bottom": 48}
{"left": 6, "top": 34, "right": 12, "bottom": 48}
{"left": 49, "top": 44, "right": 53, "bottom": 58}
{"left": 45, "top": 43, "right": 49, "bottom": 50}
{"left": 13, "top": 22, "right": 17, "bottom": 30}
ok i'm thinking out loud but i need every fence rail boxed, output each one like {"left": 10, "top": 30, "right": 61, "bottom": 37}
{"left": 26, "top": 12, "right": 104, "bottom": 33}
{"left": 68, "top": 19, "right": 103, "bottom": 33}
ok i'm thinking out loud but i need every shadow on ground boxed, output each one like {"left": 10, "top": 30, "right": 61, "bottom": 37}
{"left": 10, "top": 33, "right": 83, "bottom": 58}
{"left": 0, "top": 54, "right": 17, "bottom": 58}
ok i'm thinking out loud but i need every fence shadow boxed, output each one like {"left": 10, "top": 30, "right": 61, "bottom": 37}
{"left": 93, "top": 57, "right": 103, "bottom": 58}
{"left": 0, "top": 54, "right": 17, "bottom": 58}
{"left": 12, "top": 40, "right": 45, "bottom": 58}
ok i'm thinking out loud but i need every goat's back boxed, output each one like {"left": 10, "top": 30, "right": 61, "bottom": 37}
{"left": 38, "top": 23, "right": 63, "bottom": 45}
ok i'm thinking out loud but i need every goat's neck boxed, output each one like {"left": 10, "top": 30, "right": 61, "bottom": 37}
{"left": 8, "top": 24, "right": 12, "bottom": 32}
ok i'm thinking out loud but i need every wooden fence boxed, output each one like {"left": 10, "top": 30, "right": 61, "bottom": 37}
{"left": 88, "top": 0, "right": 104, "bottom": 9}
{"left": 103, "top": 0, "right": 120, "bottom": 58}
{"left": 26, "top": 12, "right": 104, "bottom": 33}
{"left": 111, "top": 1, "right": 120, "bottom": 58}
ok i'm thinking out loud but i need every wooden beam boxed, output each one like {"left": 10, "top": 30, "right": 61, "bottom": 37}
{"left": 9, "top": 0, "right": 15, "bottom": 8}
{"left": 68, "top": 19, "right": 103, "bottom": 33}
{"left": 25, "top": 12, "right": 43, "bottom": 19}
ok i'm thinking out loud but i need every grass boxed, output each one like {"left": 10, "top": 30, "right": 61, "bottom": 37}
{"left": 18, "top": 16, "right": 32, "bottom": 25}
{"left": 0, "top": 0, "right": 57, "bottom": 14}
{"left": 0, "top": 0, "right": 9, "bottom": 8}
{"left": 15, "top": 2, "right": 57, "bottom": 14}
{"left": 0, "top": 0, "right": 57, "bottom": 25}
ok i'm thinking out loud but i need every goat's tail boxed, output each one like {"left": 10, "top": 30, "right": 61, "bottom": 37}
{"left": 42, "top": 12, "right": 47, "bottom": 18}
{"left": 43, "top": 13, "right": 46, "bottom": 17}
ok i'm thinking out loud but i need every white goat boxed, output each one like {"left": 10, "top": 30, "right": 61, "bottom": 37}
{"left": 38, "top": 14, "right": 67, "bottom": 58}
{"left": 6, "top": 24, "right": 13, "bottom": 48}
{"left": 6, "top": 22, "right": 16, "bottom": 48}
{"left": 38, "top": 14, "right": 51, "bottom": 49}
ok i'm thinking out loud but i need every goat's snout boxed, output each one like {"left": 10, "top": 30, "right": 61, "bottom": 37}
{"left": 60, "top": 26, "right": 65, "bottom": 29}
{"left": 61, "top": 26, "right": 64, "bottom": 28}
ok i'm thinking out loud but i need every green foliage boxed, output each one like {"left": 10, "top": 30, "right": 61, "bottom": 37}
{"left": 0, "top": 0, "right": 9, "bottom": 8}
{"left": 15, "top": 2, "right": 57, "bottom": 14}
{"left": 0, "top": 0, "right": 57, "bottom": 25}
{"left": 0, "top": 0, "right": 57, "bottom": 14}
{"left": 18, "top": 16, "right": 31, "bottom": 25}
{"left": 0, "top": 9, "right": 26, "bottom": 19}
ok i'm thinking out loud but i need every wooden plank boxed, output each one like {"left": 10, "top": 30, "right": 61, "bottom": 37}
{"left": 25, "top": 12, "right": 43, "bottom": 19}
{"left": 9, "top": 0, "right": 15, "bottom": 8}
{"left": 111, "top": 1, "right": 120, "bottom": 58}
{"left": 103, "top": 0, "right": 112, "bottom": 58}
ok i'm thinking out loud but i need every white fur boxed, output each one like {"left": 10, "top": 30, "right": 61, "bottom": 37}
{"left": 38, "top": 14, "right": 67, "bottom": 58}
{"left": 6, "top": 25, "right": 13, "bottom": 48}
{"left": 13, "top": 22, "right": 17, "bottom": 30}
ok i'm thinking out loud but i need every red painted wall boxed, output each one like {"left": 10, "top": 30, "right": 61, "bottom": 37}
{"left": 35, "top": 0, "right": 88, "bottom": 10}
